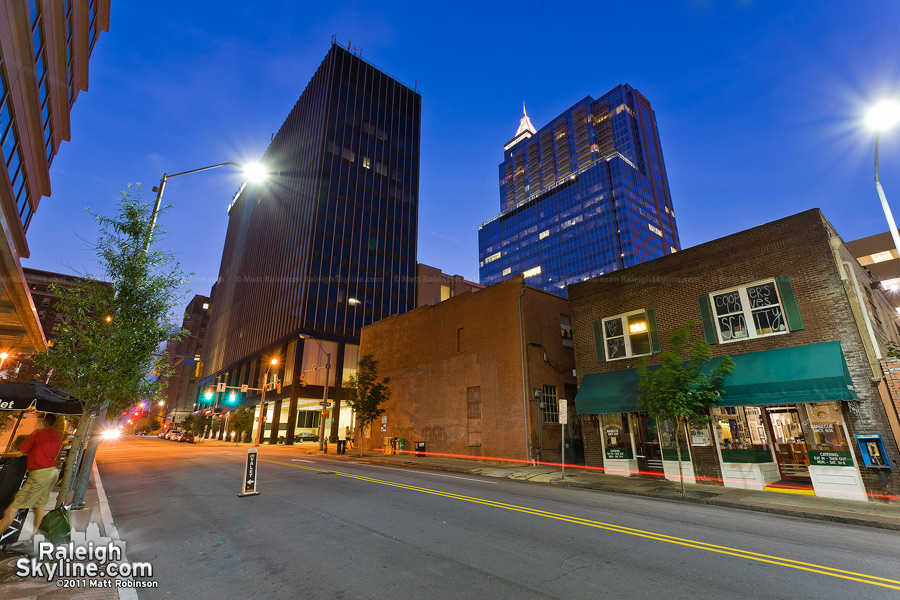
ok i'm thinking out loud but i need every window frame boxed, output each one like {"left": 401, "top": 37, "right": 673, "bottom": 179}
{"left": 601, "top": 308, "right": 652, "bottom": 361}
{"left": 709, "top": 279, "right": 789, "bottom": 344}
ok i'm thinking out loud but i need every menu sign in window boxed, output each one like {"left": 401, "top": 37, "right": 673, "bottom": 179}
{"left": 808, "top": 450, "right": 854, "bottom": 467}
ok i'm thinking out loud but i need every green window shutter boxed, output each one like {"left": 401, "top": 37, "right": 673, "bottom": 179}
{"left": 698, "top": 295, "right": 719, "bottom": 345}
{"left": 776, "top": 275, "right": 804, "bottom": 331}
{"left": 646, "top": 308, "right": 661, "bottom": 354}
{"left": 592, "top": 320, "right": 606, "bottom": 362}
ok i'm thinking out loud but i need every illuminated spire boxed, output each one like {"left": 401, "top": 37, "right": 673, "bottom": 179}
{"left": 516, "top": 102, "right": 537, "bottom": 137}
{"left": 505, "top": 101, "right": 537, "bottom": 150}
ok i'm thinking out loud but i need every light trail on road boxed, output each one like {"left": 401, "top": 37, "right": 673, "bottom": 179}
{"left": 263, "top": 458, "right": 900, "bottom": 592}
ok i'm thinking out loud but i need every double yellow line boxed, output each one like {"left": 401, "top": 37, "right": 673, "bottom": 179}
{"left": 263, "top": 459, "right": 900, "bottom": 590}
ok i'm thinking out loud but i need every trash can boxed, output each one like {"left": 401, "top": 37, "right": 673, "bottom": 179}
{"left": 415, "top": 441, "right": 426, "bottom": 457}
{"left": 563, "top": 438, "right": 585, "bottom": 465}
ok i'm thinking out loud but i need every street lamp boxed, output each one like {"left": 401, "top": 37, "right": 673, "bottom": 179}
{"left": 866, "top": 100, "right": 900, "bottom": 261}
{"left": 299, "top": 334, "right": 332, "bottom": 451}
{"left": 0, "top": 352, "right": 9, "bottom": 372}
{"left": 253, "top": 358, "right": 279, "bottom": 446}
{"left": 145, "top": 161, "right": 268, "bottom": 252}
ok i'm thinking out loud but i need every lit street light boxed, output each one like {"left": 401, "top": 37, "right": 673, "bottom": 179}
{"left": 146, "top": 161, "right": 268, "bottom": 252}
{"left": 0, "top": 352, "right": 9, "bottom": 372}
{"left": 865, "top": 100, "right": 900, "bottom": 261}
{"left": 299, "top": 334, "right": 332, "bottom": 451}
{"left": 253, "top": 358, "right": 279, "bottom": 446}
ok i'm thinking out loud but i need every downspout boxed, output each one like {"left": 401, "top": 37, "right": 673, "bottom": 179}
{"left": 519, "top": 282, "right": 532, "bottom": 463}
{"left": 829, "top": 236, "right": 882, "bottom": 380}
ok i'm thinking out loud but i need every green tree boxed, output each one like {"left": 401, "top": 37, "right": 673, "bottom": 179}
{"left": 637, "top": 323, "right": 734, "bottom": 495}
{"left": 228, "top": 407, "right": 254, "bottom": 444}
{"left": 34, "top": 186, "right": 186, "bottom": 508}
{"left": 180, "top": 414, "right": 197, "bottom": 434}
{"left": 345, "top": 354, "right": 390, "bottom": 456}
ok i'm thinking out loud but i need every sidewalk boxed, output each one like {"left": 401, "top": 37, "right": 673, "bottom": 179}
{"left": 229, "top": 438, "right": 900, "bottom": 531}
{"left": 0, "top": 464, "right": 133, "bottom": 600}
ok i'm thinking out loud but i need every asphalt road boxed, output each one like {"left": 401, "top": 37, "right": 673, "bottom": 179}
{"left": 96, "top": 438, "right": 900, "bottom": 600}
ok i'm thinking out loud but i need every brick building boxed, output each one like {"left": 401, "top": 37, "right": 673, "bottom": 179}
{"left": 359, "top": 276, "right": 577, "bottom": 462}
{"left": 416, "top": 263, "right": 483, "bottom": 307}
{"left": 569, "top": 209, "right": 900, "bottom": 501}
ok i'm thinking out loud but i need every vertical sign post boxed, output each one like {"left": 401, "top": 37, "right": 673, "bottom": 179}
{"left": 559, "top": 399, "right": 568, "bottom": 479}
{"left": 381, "top": 415, "right": 387, "bottom": 455}
{"left": 238, "top": 448, "right": 260, "bottom": 497}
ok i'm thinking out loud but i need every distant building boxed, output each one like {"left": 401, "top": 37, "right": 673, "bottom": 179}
{"left": 0, "top": 1, "right": 109, "bottom": 356}
{"left": 569, "top": 209, "right": 900, "bottom": 501}
{"left": 19, "top": 267, "right": 107, "bottom": 380}
{"left": 200, "top": 43, "right": 420, "bottom": 444}
{"left": 479, "top": 87, "right": 679, "bottom": 296}
{"left": 360, "top": 277, "right": 577, "bottom": 462}
{"left": 162, "top": 294, "right": 210, "bottom": 424}
{"left": 846, "top": 231, "right": 900, "bottom": 315}
{"left": 416, "top": 263, "right": 483, "bottom": 307}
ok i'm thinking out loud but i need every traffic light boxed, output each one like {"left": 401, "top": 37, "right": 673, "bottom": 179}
{"left": 299, "top": 375, "right": 306, "bottom": 387}
{"left": 204, "top": 389, "right": 213, "bottom": 401}
{"left": 276, "top": 382, "right": 282, "bottom": 394}
{"left": 228, "top": 392, "right": 237, "bottom": 404}
{"left": 195, "top": 360, "right": 203, "bottom": 378}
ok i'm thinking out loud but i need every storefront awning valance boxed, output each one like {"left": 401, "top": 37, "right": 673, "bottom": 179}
{"left": 574, "top": 341, "right": 859, "bottom": 415}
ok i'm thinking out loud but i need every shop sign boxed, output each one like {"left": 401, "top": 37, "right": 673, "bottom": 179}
{"left": 605, "top": 447, "right": 633, "bottom": 460}
{"left": 808, "top": 450, "right": 853, "bottom": 467}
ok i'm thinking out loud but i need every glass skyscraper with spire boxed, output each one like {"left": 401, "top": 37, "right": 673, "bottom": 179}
{"left": 478, "top": 84, "right": 679, "bottom": 295}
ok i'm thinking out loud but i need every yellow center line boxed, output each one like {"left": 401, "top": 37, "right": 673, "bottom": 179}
{"left": 261, "top": 459, "right": 900, "bottom": 590}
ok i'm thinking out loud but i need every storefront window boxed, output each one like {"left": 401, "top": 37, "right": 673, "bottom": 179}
{"left": 601, "top": 413, "right": 632, "bottom": 459}
{"left": 713, "top": 406, "right": 773, "bottom": 463}
{"left": 796, "top": 402, "right": 853, "bottom": 467}
{"left": 659, "top": 418, "right": 688, "bottom": 461}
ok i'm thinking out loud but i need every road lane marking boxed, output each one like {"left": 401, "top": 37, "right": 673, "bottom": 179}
{"left": 291, "top": 459, "right": 315, "bottom": 463}
{"left": 361, "top": 464, "right": 497, "bottom": 483}
{"left": 261, "top": 459, "right": 900, "bottom": 591}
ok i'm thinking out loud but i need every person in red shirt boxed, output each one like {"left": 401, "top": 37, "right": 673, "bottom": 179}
{"left": 0, "top": 413, "right": 62, "bottom": 537}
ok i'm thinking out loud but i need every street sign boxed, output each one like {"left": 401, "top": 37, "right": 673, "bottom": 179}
{"left": 319, "top": 401, "right": 331, "bottom": 407}
{"left": 382, "top": 415, "right": 387, "bottom": 425}
{"left": 216, "top": 382, "right": 226, "bottom": 393}
{"left": 238, "top": 448, "right": 260, "bottom": 497}
{"left": 558, "top": 399, "right": 567, "bottom": 424}
{"left": 240, "top": 384, "right": 248, "bottom": 393}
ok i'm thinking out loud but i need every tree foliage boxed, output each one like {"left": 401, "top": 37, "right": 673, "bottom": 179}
{"left": 34, "top": 186, "right": 186, "bottom": 507}
{"left": 637, "top": 323, "right": 734, "bottom": 494}
{"left": 345, "top": 354, "right": 390, "bottom": 453}
{"left": 228, "top": 407, "right": 254, "bottom": 443}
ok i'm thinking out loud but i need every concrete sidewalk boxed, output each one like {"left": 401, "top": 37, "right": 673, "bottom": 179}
{"left": 217, "top": 438, "right": 900, "bottom": 531}
{"left": 0, "top": 464, "right": 134, "bottom": 600}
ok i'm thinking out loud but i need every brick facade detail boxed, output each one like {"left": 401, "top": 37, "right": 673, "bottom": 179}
{"left": 568, "top": 209, "right": 900, "bottom": 500}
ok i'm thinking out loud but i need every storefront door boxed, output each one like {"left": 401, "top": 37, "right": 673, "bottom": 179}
{"left": 765, "top": 406, "right": 811, "bottom": 481}
{"left": 634, "top": 412, "right": 664, "bottom": 476}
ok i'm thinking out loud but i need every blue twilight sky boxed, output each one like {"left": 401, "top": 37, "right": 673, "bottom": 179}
{"left": 22, "top": 1, "right": 900, "bottom": 306}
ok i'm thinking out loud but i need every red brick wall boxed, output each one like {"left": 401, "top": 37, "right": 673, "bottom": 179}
{"left": 359, "top": 277, "right": 576, "bottom": 461}
{"left": 568, "top": 209, "right": 900, "bottom": 498}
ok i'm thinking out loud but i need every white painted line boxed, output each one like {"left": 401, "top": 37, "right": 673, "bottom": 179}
{"left": 291, "top": 459, "right": 315, "bottom": 463}
{"left": 92, "top": 462, "right": 139, "bottom": 600}
{"left": 362, "top": 464, "right": 496, "bottom": 484}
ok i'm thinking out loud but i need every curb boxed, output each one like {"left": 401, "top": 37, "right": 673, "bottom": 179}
{"left": 92, "top": 463, "right": 138, "bottom": 600}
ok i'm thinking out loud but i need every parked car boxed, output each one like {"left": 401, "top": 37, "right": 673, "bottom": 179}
{"left": 177, "top": 432, "right": 195, "bottom": 444}
{"left": 165, "top": 430, "right": 183, "bottom": 441}
{"left": 157, "top": 431, "right": 169, "bottom": 439}
{"left": 297, "top": 432, "right": 319, "bottom": 442}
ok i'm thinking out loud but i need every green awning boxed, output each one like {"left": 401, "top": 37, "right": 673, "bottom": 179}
{"left": 574, "top": 341, "right": 859, "bottom": 415}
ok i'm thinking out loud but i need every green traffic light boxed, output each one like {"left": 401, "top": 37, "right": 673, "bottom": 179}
{"left": 229, "top": 393, "right": 237, "bottom": 403}
{"left": 204, "top": 391, "right": 212, "bottom": 400}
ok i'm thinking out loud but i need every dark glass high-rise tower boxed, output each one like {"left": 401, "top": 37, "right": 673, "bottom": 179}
{"left": 200, "top": 43, "right": 420, "bottom": 444}
{"left": 478, "top": 85, "right": 679, "bottom": 296}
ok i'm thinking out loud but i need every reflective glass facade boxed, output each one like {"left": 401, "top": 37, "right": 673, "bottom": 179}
{"left": 479, "top": 85, "right": 679, "bottom": 295}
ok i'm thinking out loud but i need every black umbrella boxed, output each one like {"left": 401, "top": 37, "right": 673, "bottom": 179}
{"left": 0, "top": 381, "right": 84, "bottom": 454}
{"left": 0, "top": 381, "right": 83, "bottom": 416}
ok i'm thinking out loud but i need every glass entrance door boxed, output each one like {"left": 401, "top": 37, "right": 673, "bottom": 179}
{"left": 633, "top": 412, "right": 664, "bottom": 475}
{"left": 765, "top": 406, "right": 811, "bottom": 481}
